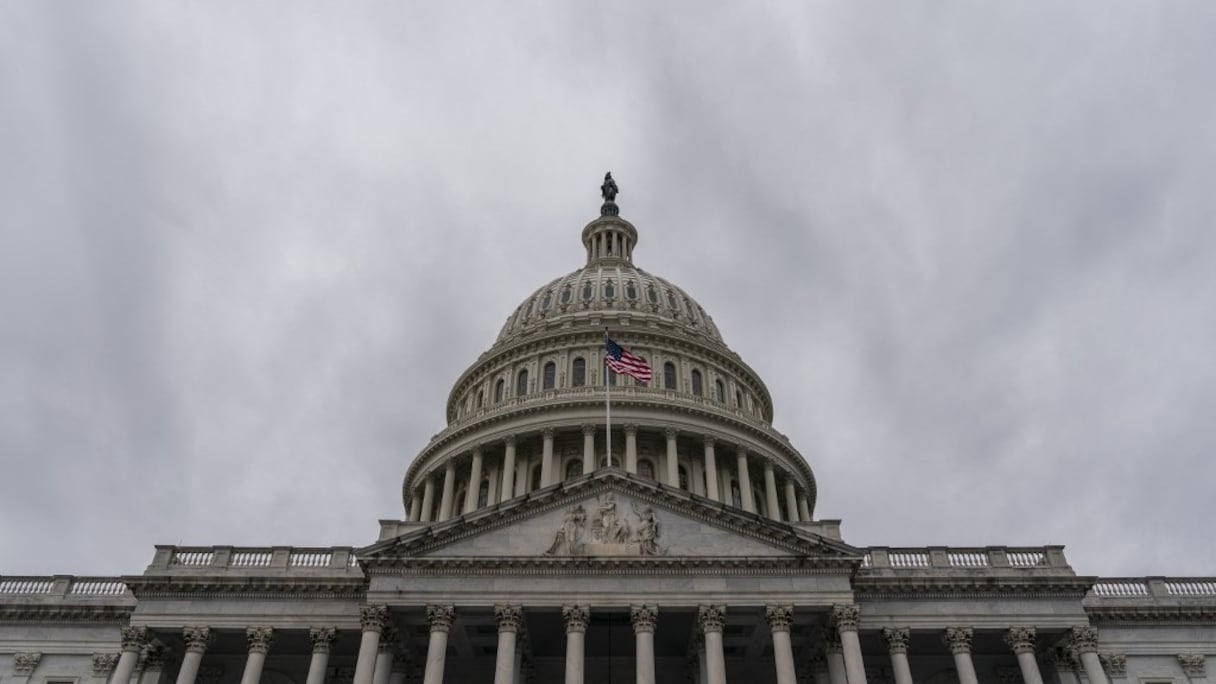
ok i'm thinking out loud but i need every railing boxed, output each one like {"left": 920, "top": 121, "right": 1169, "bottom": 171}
{"left": 0, "top": 577, "right": 128, "bottom": 597}
{"left": 157, "top": 546, "right": 360, "bottom": 573}
{"left": 1089, "top": 578, "right": 1216, "bottom": 599}
{"left": 1167, "top": 580, "right": 1216, "bottom": 597}
{"left": 1092, "top": 580, "right": 1151, "bottom": 597}
{"left": 863, "top": 546, "right": 1067, "bottom": 571}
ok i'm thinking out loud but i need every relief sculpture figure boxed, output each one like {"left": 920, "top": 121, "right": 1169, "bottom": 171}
{"left": 633, "top": 503, "right": 663, "bottom": 556}
{"left": 545, "top": 504, "right": 586, "bottom": 556}
{"left": 592, "top": 492, "right": 631, "bottom": 543}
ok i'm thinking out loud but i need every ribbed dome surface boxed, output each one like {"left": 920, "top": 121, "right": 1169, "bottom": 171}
{"left": 494, "top": 262, "right": 725, "bottom": 347}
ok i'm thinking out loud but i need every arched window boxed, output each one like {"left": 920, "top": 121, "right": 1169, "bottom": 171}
{"left": 494, "top": 379, "right": 504, "bottom": 403}
{"left": 572, "top": 358, "right": 586, "bottom": 387}
{"left": 531, "top": 464, "right": 543, "bottom": 491}
{"left": 731, "top": 481, "right": 742, "bottom": 508}
{"left": 516, "top": 369, "right": 529, "bottom": 397}
{"left": 543, "top": 362, "right": 556, "bottom": 390}
{"left": 714, "top": 379, "right": 725, "bottom": 402}
{"left": 477, "top": 480, "right": 489, "bottom": 508}
{"left": 565, "top": 460, "right": 582, "bottom": 481}
{"left": 638, "top": 459, "right": 655, "bottom": 480}
{"left": 691, "top": 369, "right": 703, "bottom": 396}
{"left": 663, "top": 362, "right": 677, "bottom": 390}
{"left": 678, "top": 466, "right": 689, "bottom": 491}
{"left": 477, "top": 390, "right": 484, "bottom": 408}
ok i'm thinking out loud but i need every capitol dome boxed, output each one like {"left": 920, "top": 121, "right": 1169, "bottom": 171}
{"left": 402, "top": 183, "right": 818, "bottom": 528}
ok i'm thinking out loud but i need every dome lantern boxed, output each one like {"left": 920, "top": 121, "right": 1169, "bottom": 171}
{"left": 583, "top": 172, "right": 638, "bottom": 265}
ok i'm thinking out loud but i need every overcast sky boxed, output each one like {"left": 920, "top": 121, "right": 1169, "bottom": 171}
{"left": 2, "top": 2, "right": 1214, "bottom": 578}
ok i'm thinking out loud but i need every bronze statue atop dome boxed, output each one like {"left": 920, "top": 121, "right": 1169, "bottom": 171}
{"left": 600, "top": 172, "right": 620, "bottom": 216}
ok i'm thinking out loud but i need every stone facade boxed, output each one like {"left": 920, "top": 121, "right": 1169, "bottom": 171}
{"left": 3, "top": 192, "right": 1214, "bottom": 684}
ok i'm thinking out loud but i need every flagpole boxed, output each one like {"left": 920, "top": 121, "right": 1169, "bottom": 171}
{"left": 604, "top": 329, "right": 612, "bottom": 468}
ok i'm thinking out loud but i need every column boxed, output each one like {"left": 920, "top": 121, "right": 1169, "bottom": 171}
{"left": 582, "top": 425, "right": 595, "bottom": 474}
{"left": 540, "top": 429, "right": 555, "bottom": 487}
{"left": 766, "top": 605, "right": 797, "bottom": 684}
{"left": 665, "top": 428, "right": 679, "bottom": 486}
{"left": 176, "top": 627, "right": 212, "bottom": 684}
{"left": 494, "top": 605, "right": 522, "bottom": 684}
{"left": 1177, "top": 654, "right": 1206, "bottom": 684}
{"left": 1070, "top": 627, "right": 1110, "bottom": 684}
{"left": 763, "top": 461, "right": 781, "bottom": 521}
{"left": 420, "top": 477, "right": 435, "bottom": 522}
{"left": 798, "top": 494, "right": 811, "bottom": 523}
{"left": 422, "top": 605, "right": 454, "bottom": 684}
{"left": 1005, "top": 627, "right": 1044, "bottom": 684}
{"left": 784, "top": 479, "right": 800, "bottom": 522}
{"left": 463, "top": 447, "right": 483, "bottom": 513}
{"left": 92, "top": 654, "right": 119, "bottom": 684}
{"left": 486, "top": 464, "right": 500, "bottom": 505}
{"left": 373, "top": 624, "right": 399, "bottom": 684}
{"left": 624, "top": 425, "right": 638, "bottom": 473}
{"left": 632, "top": 605, "right": 658, "bottom": 684}
{"left": 353, "top": 605, "right": 387, "bottom": 684}
{"left": 696, "top": 634, "right": 708, "bottom": 684}
{"left": 563, "top": 605, "right": 589, "bottom": 684}
{"left": 833, "top": 604, "right": 867, "bottom": 684}
{"left": 824, "top": 627, "right": 848, "bottom": 684}
{"left": 944, "top": 627, "right": 977, "bottom": 684}
{"left": 698, "top": 605, "right": 726, "bottom": 684}
{"left": 502, "top": 436, "right": 517, "bottom": 499}
{"left": 240, "top": 628, "right": 274, "bottom": 684}
{"left": 305, "top": 627, "right": 337, "bottom": 684}
{"left": 881, "top": 628, "right": 913, "bottom": 684}
{"left": 110, "top": 627, "right": 146, "bottom": 684}
{"left": 808, "top": 654, "right": 830, "bottom": 684}
{"left": 703, "top": 437, "right": 720, "bottom": 502}
{"left": 736, "top": 448, "right": 755, "bottom": 512}
{"left": 1047, "top": 646, "right": 1081, "bottom": 684}
{"left": 12, "top": 653, "right": 42, "bottom": 684}
{"left": 140, "top": 642, "right": 169, "bottom": 684}
{"left": 389, "top": 653, "right": 410, "bottom": 684}
{"left": 437, "top": 460, "right": 456, "bottom": 521}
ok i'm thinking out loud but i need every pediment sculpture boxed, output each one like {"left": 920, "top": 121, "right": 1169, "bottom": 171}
{"left": 545, "top": 493, "right": 665, "bottom": 556}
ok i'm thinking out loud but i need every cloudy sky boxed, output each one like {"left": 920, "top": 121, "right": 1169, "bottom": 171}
{"left": 2, "top": 2, "right": 1214, "bottom": 578}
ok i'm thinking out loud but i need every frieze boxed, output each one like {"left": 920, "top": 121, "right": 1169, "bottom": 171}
{"left": 381, "top": 555, "right": 854, "bottom": 576}
{"left": 544, "top": 493, "right": 666, "bottom": 557}
{"left": 0, "top": 605, "right": 134, "bottom": 623}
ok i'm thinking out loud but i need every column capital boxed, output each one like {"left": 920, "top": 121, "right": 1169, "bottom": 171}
{"left": 1005, "top": 626, "right": 1036, "bottom": 655}
{"left": 765, "top": 604, "right": 793, "bottom": 633}
{"left": 143, "top": 642, "right": 170, "bottom": 670}
{"left": 309, "top": 627, "right": 338, "bottom": 654}
{"left": 377, "top": 624, "right": 400, "bottom": 653}
{"left": 697, "top": 604, "right": 725, "bottom": 634}
{"left": 1047, "top": 645, "right": 1080, "bottom": 672}
{"left": 831, "top": 604, "right": 861, "bottom": 633}
{"left": 1069, "top": 626, "right": 1099, "bottom": 654}
{"left": 246, "top": 627, "right": 275, "bottom": 655}
{"left": 582, "top": 424, "right": 595, "bottom": 436}
{"left": 505, "top": 434, "right": 518, "bottom": 447}
{"left": 665, "top": 427, "right": 677, "bottom": 440}
{"left": 623, "top": 424, "right": 638, "bottom": 436}
{"left": 702, "top": 434, "right": 716, "bottom": 447}
{"left": 183, "top": 626, "right": 213, "bottom": 654}
{"left": 361, "top": 604, "right": 388, "bottom": 633}
{"left": 13, "top": 653, "right": 42, "bottom": 676}
{"left": 631, "top": 605, "right": 658, "bottom": 634}
{"left": 472, "top": 444, "right": 484, "bottom": 457}
{"left": 823, "top": 626, "right": 843, "bottom": 653}
{"left": 944, "top": 627, "right": 973, "bottom": 655}
{"left": 562, "top": 604, "right": 590, "bottom": 633}
{"left": 427, "top": 604, "right": 455, "bottom": 633}
{"left": 119, "top": 626, "right": 148, "bottom": 652}
{"left": 881, "top": 627, "right": 911, "bottom": 654}
{"left": 1099, "top": 653, "right": 1127, "bottom": 676}
{"left": 542, "top": 428, "right": 556, "bottom": 440}
{"left": 91, "top": 653, "right": 119, "bottom": 677}
{"left": 1178, "top": 654, "right": 1206, "bottom": 678}
{"left": 495, "top": 604, "right": 523, "bottom": 633}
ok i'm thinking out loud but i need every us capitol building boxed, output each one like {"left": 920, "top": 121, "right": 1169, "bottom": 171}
{"left": 3, "top": 179, "right": 1214, "bottom": 684}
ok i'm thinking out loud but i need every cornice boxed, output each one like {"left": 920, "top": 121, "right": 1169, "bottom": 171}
{"left": 123, "top": 576, "right": 367, "bottom": 600}
{"left": 371, "top": 556, "right": 856, "bottom": 576}
{"left": 853, "top": 576, "right": 1094, "bottom": 600}
{"left": 0, "top": 605, "right": 134, "bottom": 623}
{"left": 1086, "top": 606, "right": 1216, "bottom": 624}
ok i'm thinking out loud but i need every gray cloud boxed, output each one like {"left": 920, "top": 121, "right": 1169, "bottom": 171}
{"left": 1, "top": 1, "right": 1214, "bottom": 577}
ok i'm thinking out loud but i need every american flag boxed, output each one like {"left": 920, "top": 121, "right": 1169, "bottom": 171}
{"left": 605, "top": 337, "right": 652, "bottom": 384}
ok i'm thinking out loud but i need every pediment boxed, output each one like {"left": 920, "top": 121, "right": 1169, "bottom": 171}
{"left": 361, "top": 470, "right": 862, "bottom": 566}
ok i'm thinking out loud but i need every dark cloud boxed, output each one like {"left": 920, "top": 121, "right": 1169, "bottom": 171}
{"left": 1, "top": 2, "right": 1213, "bottom": 577}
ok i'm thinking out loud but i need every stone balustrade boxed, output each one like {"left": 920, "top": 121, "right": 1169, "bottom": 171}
{"left": 0, "top": 576, "right": 129, "bottom": 597}
{"left": 862, "top": 546, "right": 1063, "bottom": 573}
{"left": 149, "top": 546, "right": 363, "bottom": 575}
{"left": 1089, "top": 578, "right": 1216, "bottom": 598}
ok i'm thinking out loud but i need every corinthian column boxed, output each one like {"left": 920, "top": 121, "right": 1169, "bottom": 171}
{"left": 1070, "top": 626, "right": 1110, "bottom": 684}
{"left": 503, "top": 435, "right": 518, "bottom": 497}
{"left": 1005, "top": 627, "right": 1044, "bottom": 684}
{"left": 766, "top": 605, "right": 797, "bottom": 684}
{"left": 582, "top": 425, "right": 595, "bottom": 474}
{"left": 698, "top": 605, "right": 727, "bottom": 684}
{"left": 437, "top": 461, "right": 456, "bottom": 521}
{"left": 463, "top": 447, "right": 483, "bottom": 514}
{"left": 494, "top": 605, "right": 522, "bottom": 684}
{"left": 422, "top": 605, "right": 454, "bottom": 684}
{"left": 110, "top": 627, "right": 147, "bottom": 684}
{"left": 703, "top": 437, "right": 720, "bottom": 502}
{"left": 824, "top": 628, "right": 847, "bottom": 684}
{"left": 624, "top": 425, "right": 638, "bottom": 473}
{"left": 419, "top": 477, "right": 435, "bottom": 522}
{"left": 783, "top": 479, "right": 800, "bottom": 522}
{"left": 833, "top": 604, "right": 867, "bottom": 684}
{"left": 736, "top": 448, "right": 755, "bottom": 512}
{"left": 665, "top": 428, "right": 679, "bottom": 486}
{"left": 92, "top": 653, "right": 119, "bottom": 684}
{"left": 563, "top": 605, "right": 589, "bottom": 684}
{"left": 373, "top": 624, "right": 399, "bottom": 684}
{"left": 240, "top": 628, "right": 274, "bottom": 684}
{"left": 881, "top": 627, "right": 913, "bottom": 684}
{"left": 306, "top": 627, "right": 337, "bottom": 684}
{"left": 176, "top": 627, "right": 212, "bottom": 684}
{"left": 141, "top": 642, "right": 169, "bottom": 684}
{"left": 540, "top": 429, "right": 556, "bottom": 486}
{"left": 631, "top": 605, "right": 658, "bottom": 684}
{"left": 353, "top": 606, "right": 387, "bottom": 684}
{"left": 944, "top": 628, "right": 977, "bottom": 684}
{"left": 763, "top": 461, "right": 781, "bottom": 521}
